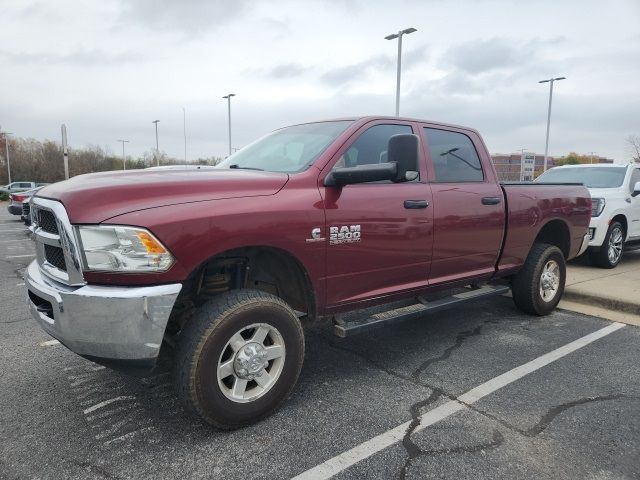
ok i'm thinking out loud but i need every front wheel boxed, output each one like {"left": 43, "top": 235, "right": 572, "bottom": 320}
{"left": 174, "top": 289, "right": 305, "bottom": 429}
{"left": 589, "top": 221, "right": 624, "bottom": 269}
{"left": 512, "top": 243, "right": 566, "bottom": 316}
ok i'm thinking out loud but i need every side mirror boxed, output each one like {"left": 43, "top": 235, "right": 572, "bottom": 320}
{"left": 388, "top": 134, "right": 420, "bottom": 182}
{"left": 632, "top": 181, "right": 640, "bottom": 197}
{"left": 324, "top": 162, "right": 397, "bottom": 187}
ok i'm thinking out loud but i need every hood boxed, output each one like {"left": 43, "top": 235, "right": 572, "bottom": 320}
{"left": 37, "top": 168, "right": 289, "bottom": 223}
{"left": 587, "top": 187, "right": 625, "bottom": 199}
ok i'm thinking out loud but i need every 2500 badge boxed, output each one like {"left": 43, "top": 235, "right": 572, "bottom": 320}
{"left": 330, "top": 225, "right": 361, "bottom": 245}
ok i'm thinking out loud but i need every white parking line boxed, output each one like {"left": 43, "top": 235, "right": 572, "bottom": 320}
{"left": 293, "top": 322, "right": 625, "bottom": 480}
{"left": 6, "top": 254, "right": 35, "bottom": 258}
{"left": 39, "top": 339, "right": 60, "bottom": 347}
{"left": 83, "top": 396, "right": 136, "bottom": 415}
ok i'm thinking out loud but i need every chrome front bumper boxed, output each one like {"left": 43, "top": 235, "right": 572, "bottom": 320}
{"left": 25, "top": 260, "right": 182, "bottom": 373}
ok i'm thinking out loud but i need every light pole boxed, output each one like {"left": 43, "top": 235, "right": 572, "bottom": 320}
{"left": 152, "top": 120, "right": 160, "bottom": 166}
{"left": 2, "top": 131, "right": 13, "bottom": 184}
{"left": 385, "top": 27, "right": 417, "bottom": 117}
{"left": 588, "top": 151, "right": 596, "bottom": 164}
{"left": 118, "top": 139, "right": 129, "bottom": 170}
{"left": 539, "top": 76, "right": 566, "bottom": 172}
{"left": 222, "top": 94, "right": 235, "bottom": 157}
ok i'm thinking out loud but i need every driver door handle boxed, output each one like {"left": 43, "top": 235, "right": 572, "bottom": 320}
{"left": 404, "top": 200, "right": 429, "bottom": 209}
{"left": 481, "top": 197, "right": 501, "bottom": 205}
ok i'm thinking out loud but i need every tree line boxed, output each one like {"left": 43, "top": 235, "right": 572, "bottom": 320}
{"left": 0, "top": 136, "right": 223, "bottom": 185}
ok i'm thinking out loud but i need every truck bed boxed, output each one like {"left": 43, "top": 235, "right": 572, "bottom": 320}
{"left": 497, "top": 183, "right": 591, "bottom": 274}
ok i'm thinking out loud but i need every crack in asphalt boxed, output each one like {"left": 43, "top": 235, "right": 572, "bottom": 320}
{"left": 469, "top": 393, "right": 634, "bottom": 438}
{"left": 410, "top": 323, "right": 485, "bottom": 381}
{"left": 315, "top": 320, "right": 493, "bottom": 479}
{"left": 316, "top": 323, "right": 634, "bottom": 480}
{"left": 400, "top": 430, "right": 504, "bottom": 479}
{"left": 399, "top": 323, "right": 489, "bottom": 479}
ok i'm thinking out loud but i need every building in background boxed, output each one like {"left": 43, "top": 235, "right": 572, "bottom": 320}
{"left": 491, "top": 153, "right": 615, "bottom": 182}
{"left": 491, "top": 153, "right": 553, "bottom": 182}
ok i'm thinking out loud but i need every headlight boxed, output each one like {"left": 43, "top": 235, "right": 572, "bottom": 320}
{"left": 76, "top": 225, "right": 174, "bottom": 272}
{"left": 591, "top": 198, "right": 605, "bottom": 217}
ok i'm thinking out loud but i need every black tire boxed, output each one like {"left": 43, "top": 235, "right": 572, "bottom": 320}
{"left": 174, "top": 289, "right": 304, "bottom": 429}
{"left": 512, "top": 243, "right": 566, "bottom": 316}
{"left": 588, "top": 221, "right": 625, "bottom": 269}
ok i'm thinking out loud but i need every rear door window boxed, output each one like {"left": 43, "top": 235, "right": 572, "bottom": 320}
{"left": 424, "top": 128, "right": 484, "bottom": 182}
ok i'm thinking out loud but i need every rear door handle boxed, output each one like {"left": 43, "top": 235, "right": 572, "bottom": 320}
{"left": 481, "top": 197, "right": 501, "bottom": 205}
{"left": 404, "top": 200, "right": 429, "bottom": 209}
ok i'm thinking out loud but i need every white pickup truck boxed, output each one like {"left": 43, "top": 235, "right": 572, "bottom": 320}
{"left": 537, "top": 163, "right": 640, "bottom": 268}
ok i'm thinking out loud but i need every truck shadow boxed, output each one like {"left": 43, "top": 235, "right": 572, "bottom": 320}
{"left": 70, "top": 296, "right": 543, "bottom": 450}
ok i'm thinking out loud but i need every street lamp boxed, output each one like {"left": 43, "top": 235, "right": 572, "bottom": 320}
{"left": 222, "top": 94, "right": 235, "bottom": 157}
{"left": 539, "top": 76, "right": 566, "bottom": 172}
{"left": 152, "top": 120, "right": 160, "bottom": 166}
{"left": 118, "top": 139, "right": 129, "bottom": 170}
{"left": 2, "top": 131, "right": 13, "bottom": 184}
{"left": 588, "top": 151, "right": 597, "bottom": 164}
{"left": 385, "top": 27, "right": 417, "bottom": 117}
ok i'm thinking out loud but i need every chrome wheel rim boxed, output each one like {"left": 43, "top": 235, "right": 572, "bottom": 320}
{"left": 539, "top": 260, "right": 560, "bottom": 302}
{"left": 217, "top": 323, "right": 286, "bottom": 403}
{"left": 607, "top": 226, "right": 623, "bottom": 265}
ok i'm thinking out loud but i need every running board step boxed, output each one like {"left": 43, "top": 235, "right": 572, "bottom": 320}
{"left": 333, "top": 284, "right": 510, "bottom": 337}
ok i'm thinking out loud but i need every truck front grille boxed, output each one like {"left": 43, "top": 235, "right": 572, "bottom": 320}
{"left": 30, "top": 198, "right": 84, "bottom": 286}
{"left": 44, "top": 244, "right": 67, "bottom": 272}
{"left": 38, "top": 209, "right": 59, "bottom": 234}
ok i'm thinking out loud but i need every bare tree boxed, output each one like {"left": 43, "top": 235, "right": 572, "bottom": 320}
{"left": 0, "top": 135, "right": 187, "bottom": 185}
{"left": 627, "top": 135, "right": 640, "bottom": 163}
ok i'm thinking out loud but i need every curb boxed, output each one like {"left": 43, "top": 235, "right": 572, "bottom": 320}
{"left": 563, "top": 289, "right": 640, "bottom": 316}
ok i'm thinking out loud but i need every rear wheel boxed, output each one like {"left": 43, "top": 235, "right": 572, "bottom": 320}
{"left": 589, "top": 221, "right": 624, "bottom": 269}
{"left": 174, "top": 289, "right": 304, "bottom": 429}
{"left": 512, "top": 243, "right": 566, "bottom": 316}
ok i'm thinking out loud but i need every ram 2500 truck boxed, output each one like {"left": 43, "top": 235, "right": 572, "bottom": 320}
{"left": 25, "top": 116, "right": 591, "bottom": 428}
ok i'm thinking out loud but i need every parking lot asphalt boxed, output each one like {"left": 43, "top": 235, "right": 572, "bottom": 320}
{"left": 1, "top": 204, "right": 639, "bottom": 480}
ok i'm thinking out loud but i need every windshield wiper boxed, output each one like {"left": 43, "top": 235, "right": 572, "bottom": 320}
{"left": 228, "top": 164, "right": 264, "bottom": 171}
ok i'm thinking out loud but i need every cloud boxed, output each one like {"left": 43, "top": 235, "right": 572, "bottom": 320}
{"left": 444, "top": 37, "right": 565, "bottom": 74}
{"left": 0, "top": 49, "right": 143, "bottom": 66}
{"left": 264, "top": 63, "right": 312, "bottom": 79}
{"left": 118, "top": 0, "right": 249, "bottom": 35}
{"left": 321, "top": 54, "right": 394, "bottom": 87}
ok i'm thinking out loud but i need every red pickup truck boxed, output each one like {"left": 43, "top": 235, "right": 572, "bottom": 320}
{"left": 25, "top": 116, "right": 590, "bottom": 428}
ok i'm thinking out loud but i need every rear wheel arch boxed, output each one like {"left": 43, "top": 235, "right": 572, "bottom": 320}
{"left": 533, "top": 219, "right": 570, "bottom": 259}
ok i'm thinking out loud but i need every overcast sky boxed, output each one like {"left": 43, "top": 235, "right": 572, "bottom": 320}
{"left": 1, "top": 0, "right": 639, "bottom": 162}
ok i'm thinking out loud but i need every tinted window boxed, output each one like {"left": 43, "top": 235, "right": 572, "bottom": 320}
{"left": 424, "top": 128, "right": 484, "bottom": 182}
{"left": 630, "top": 168, "right": 640, "bottom": 193}
{"left": 536, "top": 166, "right": 627, "bottom": 188}
{"left": 334, "top": 124, "right": 413, "bottom": 169}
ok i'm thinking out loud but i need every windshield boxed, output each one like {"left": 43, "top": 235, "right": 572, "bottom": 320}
{"left": 535, "top": 166, "right": 627, "bottom": 188}
{"left": 216, "top": 121, "right": 353, "bottom": 173}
